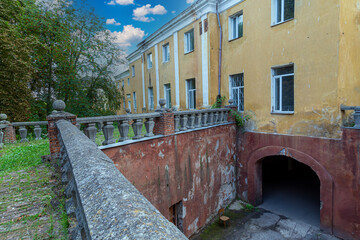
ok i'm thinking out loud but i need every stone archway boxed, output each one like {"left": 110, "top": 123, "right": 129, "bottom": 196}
{"left": 247, "top": 146, "right": 334, "bottom": 234}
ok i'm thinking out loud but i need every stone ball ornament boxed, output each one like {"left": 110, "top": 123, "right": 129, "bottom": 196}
{"left": 228, "top": 99, "right": 234, "bottom": 105}
{"left": 159, "top": 99, "right": 166, "bottom": 108}
{"left": 53, "top": 100, "right": 66, "bottom": 112}
{"left": 0, "top": 114, "right": 7, "bottom": 121}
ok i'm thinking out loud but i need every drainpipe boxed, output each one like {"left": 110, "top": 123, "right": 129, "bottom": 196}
{"left": 216, "top": 1, "right": 223, "bottom": 99}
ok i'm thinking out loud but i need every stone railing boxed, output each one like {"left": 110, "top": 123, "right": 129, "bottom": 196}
{"left": 173, "top": 108, "right": 230, "bottom": 132}
{"left": 340, "top": 105, "right": 360, "bottom": 129}
{"left": 57, "top": 119, "right": 187, "bottom": 239}
{"left": 11, "top": 121, "right": 48, "bottom": 142}
{"left": 77, "top": 112, "right": 161, "bottom": 146}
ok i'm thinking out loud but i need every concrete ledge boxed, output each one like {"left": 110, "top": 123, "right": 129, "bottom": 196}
{"left": 56, "top": 120, "right": 187, "bottom": 240}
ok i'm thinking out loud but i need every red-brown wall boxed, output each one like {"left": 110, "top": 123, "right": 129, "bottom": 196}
{"left": 237, "top": 128, "right": 360, "bottom": 240}
{"left": 102, "top": 124, "right": 237, "bottom": 237}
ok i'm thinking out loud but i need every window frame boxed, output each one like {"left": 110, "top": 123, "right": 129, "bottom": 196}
{"left": 271, "top": 64, "right": 295, "bottom": 114}
{"left": 164, "top": 84, "right": 171, "bottom": 108}
{"left": 163, "top": 43, "right": 170, "bottom": 63}
{"left": 229, "top": 73, "right": 244, "bottom": 112}
{"left": 229, "top": 11, "right": 243, "bottom": 41}
{"left": 184, "top": 29, "right": 194, "bottom": 54}
{"left": 127, "top": 78, "right": 130, "bottom": 86}
{"left": 148, "top": 87, "right": 154, "bottom": 110}
{"left": 122, "top": 80, "right": 124, "bottom": 88}
{"left": 186, "top": 79, "right": 196, "bottom": 110}
{"left": 131, "top": 65, "right": 135, "bottom": 77}
{"left": 127, "top": 94, "right": 131, "bottom": 112}
{"left": 271, "top": 0, "right": 295, "bottom": 26}
{"left": 147, "top": 53, "right": 153, "bottom": 69}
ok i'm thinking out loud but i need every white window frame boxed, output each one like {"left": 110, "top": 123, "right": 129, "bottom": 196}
{"left": 184, "top": 29, "right": 194, "bottom": 54}
{"left": 127, "top": 94, "right": 131, "bottom": 112}
{"left": 229, "top": 73, "right": 244, "bottom": 112}
{"left": 148, "top": 87, "right": 154, "bottom": 110}
{"left": 147, "top": 53, "right": 153, "bottom": 69}
{"left": 271, "top": 64, "right": 294, "bottom": 114}
{"left": 163, "top": 43, "right": 170, "bottom": 63}
{"left": 131, "top": 65, "right": 135, "bottom": 77}
{"left": 133, "top": 92, "right": 137, "bottom": 113}
{"left": 271, "top": 0, "right": 294, "bottom": 25}
{"left": 229, "top": 12, "right": 243, "bottom": 41}
{"left": 186, "top": 79, "right": 196, "bottom": 110}
{"left": 164, "top": 84, "right": 171, "bottom": 108}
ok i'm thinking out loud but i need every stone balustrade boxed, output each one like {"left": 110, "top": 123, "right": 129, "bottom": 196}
{"left": 11, "top": 121, "right": 48, "bottom": 142}
{"left": 340, "top": 105, "right": 360, "bottom": 129}
{"left": 173, "top": 108, "right": 230, "bottom": 133}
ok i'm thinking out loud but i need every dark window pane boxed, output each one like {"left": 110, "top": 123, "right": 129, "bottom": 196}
{"left": 277, "top": 0, "right": 282, "bottom": 22}
{"left": 284, "top": 0, "right": 294, "bottom": 21}
{"left": 281, "top": 75, "right": 294, "bottom": 111}
{"left": 274, "top": 66, "right": 293, "bottom": 75}
{"left": 238, "top": 20, "right": 243, "bottom": 38}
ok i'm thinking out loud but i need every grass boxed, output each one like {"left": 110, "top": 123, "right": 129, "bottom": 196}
{"left": 0, "top": 139, "right": 49, "bottom": 177}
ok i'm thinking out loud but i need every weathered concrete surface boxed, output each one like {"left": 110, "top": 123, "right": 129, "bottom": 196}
{"left": 191, "top": 204, "right": 340, "bottom": 240}
{"left": 57, "top": 120, "right": 187, "bottom": 240}
{"left": 102, "top": 124, "right": 238, "bottom": 237}
{"left": 237, "top": 128, "right": 360, "bottom": 240}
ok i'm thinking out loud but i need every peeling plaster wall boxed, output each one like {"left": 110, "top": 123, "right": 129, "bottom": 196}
{"left": 102, "top": 124, "right": 237, "bottom": 237}
{"left": 237, "top": 128, "right": 360, "bottom": 240}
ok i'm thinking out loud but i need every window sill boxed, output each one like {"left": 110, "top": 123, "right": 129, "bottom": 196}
{"left": 162, "top": 60, "right": 170, "bottom": 64}
{"left": 271, "top": 111, "right": 294, "bottom": 115}
{"left": 228, "top": 36, "right": 243, "bottom": 42}
{"left": 271, "top": 18, "right": 294, "bottom": 27}
{"left": 184, "top": 50, "right": 194, "bottom": 55}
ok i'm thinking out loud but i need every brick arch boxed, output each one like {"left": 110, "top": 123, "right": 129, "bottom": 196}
{"left": 247, "top": 146, "right": 334, "bottom": 234}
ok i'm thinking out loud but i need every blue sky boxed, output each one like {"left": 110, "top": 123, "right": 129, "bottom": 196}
{"left": 86, "top": 0, "right": 194, "bottom": 54}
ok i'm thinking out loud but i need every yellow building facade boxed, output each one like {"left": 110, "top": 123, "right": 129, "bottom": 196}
{"left": 116, "top": 0, "right": 360, "bottom": 138}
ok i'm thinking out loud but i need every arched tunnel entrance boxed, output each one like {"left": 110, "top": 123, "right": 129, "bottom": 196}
{"left": 259, "top": 156, "right": 320, "bottom": 226}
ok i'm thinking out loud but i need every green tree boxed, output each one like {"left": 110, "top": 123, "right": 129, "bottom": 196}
{"left": 0, "top": 0, "right": 37, "bottom": 121}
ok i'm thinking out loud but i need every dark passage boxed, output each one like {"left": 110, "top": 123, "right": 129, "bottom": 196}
{"left": 259, "top": 156, "right": 320, "bottom": 226}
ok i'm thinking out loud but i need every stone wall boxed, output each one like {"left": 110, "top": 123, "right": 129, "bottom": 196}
{"left": 56, "top": 119, "right": 187, "bottom": 240}
{"left": 237, "top": 128, "right": 360, "bottom": 240}
{"left": 102, "top": 123, "right": 238, "bottom": 237}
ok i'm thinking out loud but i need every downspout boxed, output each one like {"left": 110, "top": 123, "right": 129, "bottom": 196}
{"left": 216, "top": 1, "right": 222, "bottom": 98}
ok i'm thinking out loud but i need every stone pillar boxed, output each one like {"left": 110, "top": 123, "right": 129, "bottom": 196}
{"left": 47, "top": 100, "right": 76, "bottom": 159}
{"left": 153, "top": 99, "right": 175, "bottom": 136}
{"left": 4, "top": 124, "right": 16, "bottom": 143}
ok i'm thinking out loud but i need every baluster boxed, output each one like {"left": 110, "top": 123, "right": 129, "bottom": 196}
{"left": 174, "top": 115, "right": 180, "bottom": 132}
{"left": 34, "top": 125, "right": 42, "bottom": 140}
{"left": 0, "top": 129, "right": 3, "bottom": 149}
{"left": 224, "top": 110, "right": 229, "bottom": 123}
{"left": 180, "top": 115, "right": 188, "bottom": 131}
{"left": 219, "top": 111, "right": 224, "bottom": 123}
{"left": 214, "top": 111, "right": 219, "bottom": 124}
{"left": 145, "top": 118, "right": 155, "bottom": 137}
{"left": 19, "top": 126, "right": 28, "bottom": 143}
{"left": 118, "top": 120, "right": 129, "bottom": 142}
{"left": 132, "top": 119, "right": 143, "bottom": 139}
{"left": 188, "top": 114, "right": 195, "bottom": 129}
{"left": 202, "top": 112, "right": 208, "bottom": 127}
{"left": 102, "top": 121, "right": 115, "bottom": 145}
{"left": 84, "top": 123, "right": 97, "bottom": 143}
{"left": 76, "top": 123, "right": 81, "bottom": 129}
{"left": 208, "top": 112, "right": 214, "bottom": 126}
{"left": 195, "top": 113, "right": 202, "bottom": 128}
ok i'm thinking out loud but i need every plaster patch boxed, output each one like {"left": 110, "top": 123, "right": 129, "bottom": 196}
{"left": 187, "top": 217, "right": 199, "bottom": 232}
{"left": 150, "top": 143, "right": 155, "bottom": 147}
{"left": 158, "top": 151, "right": 164, "bottom": 158}
{"left": 245, "top": 178, "right": 248, "bottom": 185}
{"left": 157, "top": 141, "right": 164, "bottom": 147}
{"left": 204, "top": 192, "right": 208, "bottom": 204}
{"left": 119, "top": 149, "right": 124, "bottom": 153}
{"left": 141, "top": 152, "right": 145, "bottom": 157}
{"left": 183, "top": 205, "right": 187, "bottom": 218}
{"left": 215, "top": 140, "right": 219, "bottom": 152}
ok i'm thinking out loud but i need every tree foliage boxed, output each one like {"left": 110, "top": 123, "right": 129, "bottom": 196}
{"left": 0, "top": 0, "right": 124, "bottom": 121}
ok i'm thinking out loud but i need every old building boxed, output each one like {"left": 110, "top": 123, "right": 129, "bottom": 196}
{"left": 114, "top": 0, "right": 360, "bottom": 239}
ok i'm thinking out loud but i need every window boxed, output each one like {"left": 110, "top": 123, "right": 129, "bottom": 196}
{"left": 127, "top": 78, "right": 130, "bottom": 86}
{"left": 164, "top": 84, "right": 171, "bottom": 108}
{"left": 163, "top": 43, "right": 170, "bottom": 62}
{"left": 272, "top": 0, "right": 294, "bottom": 25}
{"left": 169, "top": 201, "right": 183, "bottom": 232}
{"left": 122, "top": 80, "right": 124, "bottom": 88}
{"left": 229, "top": 12, "right": 243, "bottom": 40}
{"left": 186, "top": 79, "right": 196, "bottom": 109}
{"left": 127, "top": 94, "right": 131, "bottom": 112}
{"left": 184, "top": 29, "right": 194, "bottom": 54}
{"left": 271, "top": 65, "right": 294, "bottom": 113}
{"left": 133, "top": 92, "right": 137, "bottom": 113}
{"left": 230, "top": 74, "right": 244, "bottom": 112}
{"left": 148, "top": 87, "right": 154, "bottom": 110}
{"left": 131, "top": 65, "right": 135, "bottom": 77}
{"left": 147, "top": 53, "right": 153, "bottom": 69}
{"left": 123, "top": 96, "right": 126, "bottom": 109}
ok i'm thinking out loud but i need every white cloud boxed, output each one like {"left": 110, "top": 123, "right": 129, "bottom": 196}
{"left": 171, "top": 10, "right": 176, "bottom": 14}
{"left": 107, "top": 0, "right": 134, "bottom": 5}
{"left": 111, "top": 25, "right": 145, "bottom": 48}
{"left": 106, "top": 18, "right": 121, "bottom": 26}
{"left": 132, "top": 4, "right": 167, "bottom": 22}
{"left": 186, "top": 0, "right": 195, "bottom": 4}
